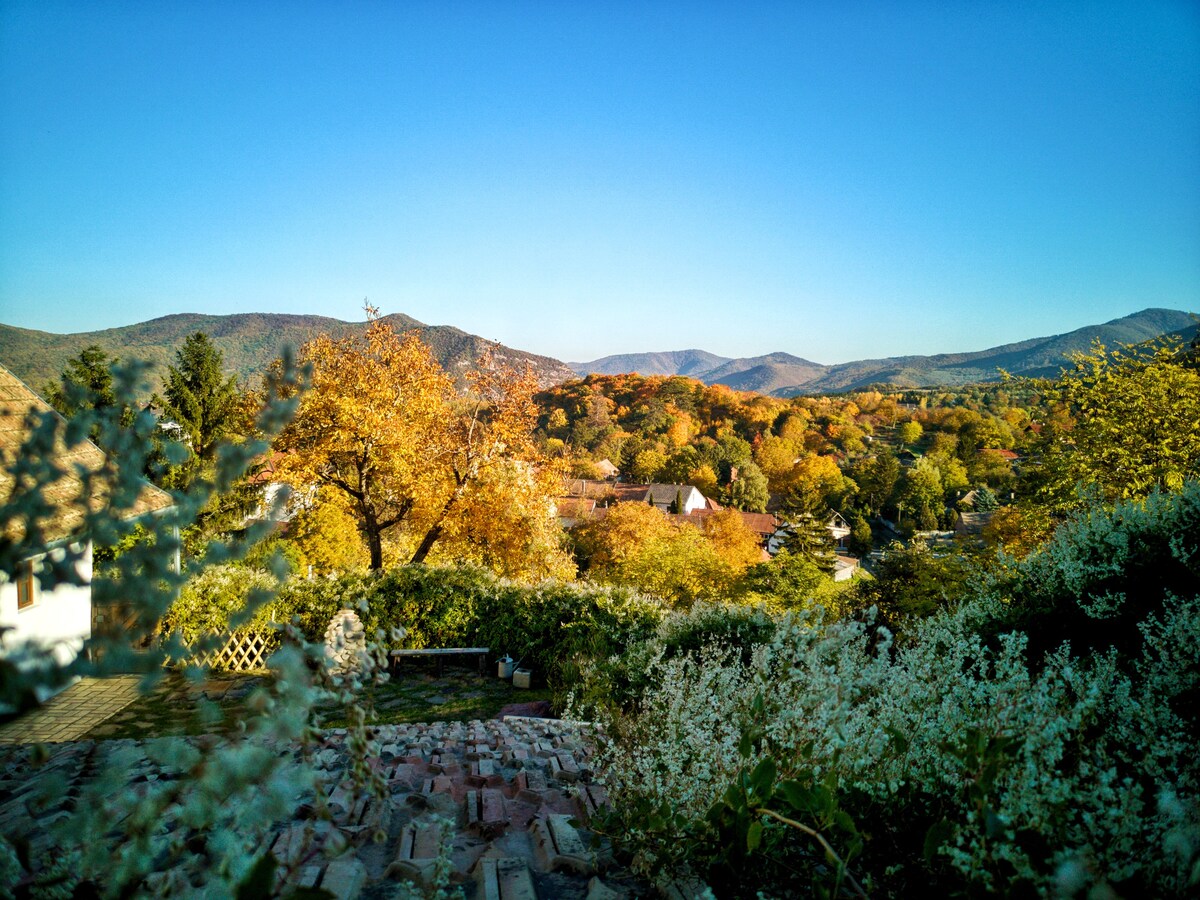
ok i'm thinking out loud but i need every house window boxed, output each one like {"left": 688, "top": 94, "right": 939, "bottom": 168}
{"left": 16, "top": 561, "right": 36, "bottom": 610}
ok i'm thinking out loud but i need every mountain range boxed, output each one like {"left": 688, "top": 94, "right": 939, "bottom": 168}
{"left": 0, "top": 307, "right": 1193, "bottom": 400}
{"left": 572, "top": 308, "right": 1197, "bottom": 395}
{"left": 0, "top": 312, "right": 577, "bottom": 396}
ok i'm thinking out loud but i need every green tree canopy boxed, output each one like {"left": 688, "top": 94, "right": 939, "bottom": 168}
{"left": 722, "top": 460, "right": 769, "bottom": 512}
{"left": 897, "top": 420, "right": 923, "bottom": 448}
{"left": 777, "top": 488, "right": 837, "bottom": 573}
{"left": 1032, "top": 339, "right": 1200, "bottom": 508}
{"left": 45, "top": 345, "right": 117, "bottom": 416}
{"left": 43, "top": 345, "right": 126, "bottom": 444}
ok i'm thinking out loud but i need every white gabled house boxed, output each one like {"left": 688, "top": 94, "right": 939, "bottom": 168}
{"left": 0, "top": 363, "right": 174, "bottom": 675}
{"left": 613, "top": 483, "right": 709, "bottom": 515}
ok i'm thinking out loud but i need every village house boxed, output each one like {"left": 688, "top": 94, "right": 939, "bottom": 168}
{"left": 955, "top": 510, "right": 996, "bottom": 540}
{"left": 558, "top": 478, "right": 712, "bottom": 517}
{"left": 594, "top": 458, "right": 619, "bottom": 479}
{"left": 552, "top": 497, "right": 597, "bottom": 529}
{"left": 0, "top": 364, "right": 173, "bottom": 681}
{"left": 612, "top": 482, "right": 709, "bottom": 514}
{"left": 833, "top": 554, "right": 860, "bottom": 582}
{"left": 560, "top": 479, "right": 617, "bottom": 503}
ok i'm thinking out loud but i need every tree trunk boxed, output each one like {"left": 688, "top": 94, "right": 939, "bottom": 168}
{"left": 362, "top": 505, "right": 385, "bottom": 571}
{"left": 409, "top": 485, "right": 466, "bottom": 565}
{"left": 408, "top": 522, "right": 443, "bottom": 565}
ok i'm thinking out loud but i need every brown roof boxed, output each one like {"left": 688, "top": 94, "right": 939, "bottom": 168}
{"left": 561, "top": 479, "right": 617, "bottom": 501}
{"left": 554, "top": 498, "right": 596, "bottom": 519}
{"left": 736, "top": 512, "right": 780, "bottom": 536}
{"left": 0, "top": 363, "right": 174, "bottom": 548}
{"left": 955, "top": 510, "right": 996, "bottom": 536}
{"left": 668, "top": 508, "right": 779, "bottom": 536}
{"left": 612, "top": 484, "right": 651, "bottom": 503}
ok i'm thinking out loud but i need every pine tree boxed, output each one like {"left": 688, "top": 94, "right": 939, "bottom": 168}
{"left": 44, "top": 345, "right": 125, "bottom": 443}
{"left": 156, "top": 332, "right": 242, "bottom": 464}
{"left": 778, "top": 488, "right": 837, "bottom": 573}
{"left": 974, "top": 485, "right": 1000, "bottom": 511}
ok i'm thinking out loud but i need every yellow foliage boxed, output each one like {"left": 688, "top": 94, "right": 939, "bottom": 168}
{"left": 702, "top": 508, "right": 764, "bottom": 572}
{"left": 574, "top": 502, "right": 674, "bottom": 570}
{"left": 285, "top": 490, "right": 370, "bottom": 574}
{"left": 755, "top": 435, "right": 799, "bottom": 491}
{"left": 688, "top": 464, "right": 720, "bottom": 497}
{"left": 664, "top": 410, "right": 694, "bottom": 448}
{"left": 428, "top": 457, "right": 576, "bottom": 583}
{"left": 274, "top": 320, "right": 552, "bottom": 574}
{"left": 791, "top": 454, "right": 845, "bottom": 498}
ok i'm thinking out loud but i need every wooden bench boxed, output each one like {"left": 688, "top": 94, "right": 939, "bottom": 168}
{"left": 389, "top": 647, "right": 490, "bottom": 676}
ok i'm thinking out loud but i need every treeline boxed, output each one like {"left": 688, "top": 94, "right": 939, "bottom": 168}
{"left": 45, "top": 321, "right": 1200, "bottom": 620}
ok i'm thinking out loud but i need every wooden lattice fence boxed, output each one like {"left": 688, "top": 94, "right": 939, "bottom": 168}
{"left": 185, "top": 631, "right": 278, "bottom": 672}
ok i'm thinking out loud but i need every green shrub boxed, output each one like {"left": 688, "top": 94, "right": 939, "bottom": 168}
{"left": 161, "top": 564, "right": 281, "bottom": 643}
{"left": 471, "top": 577, "right": 663, "bottom": 698}
{"left": 984, "top": 481, "right": 1200, "bottom": 663}
{"left": 163, "top": 562, "right": 667, "bottom": 705}
{"left": 568, "top": 601, "right": 780, "bottom": 719}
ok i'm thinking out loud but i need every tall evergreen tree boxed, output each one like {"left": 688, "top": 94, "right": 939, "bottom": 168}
{"left": 44, "top": 345, "right": 119, "bottom": 428}
{"left": 777, "top": 488, "right": 837, "bottom": 573}
{"left": 974, "top": 485, "right": 1000, "bottom": 511}
{"left": 156, "top": 332, "right": 242, "bottom": 463}
{"left": 722, "top": 461, "right": 769, "bottom": 512}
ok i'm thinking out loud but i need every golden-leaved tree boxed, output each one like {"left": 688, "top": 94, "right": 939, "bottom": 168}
{"left": 274, "top": 319, "right": 559, "bottom": 574}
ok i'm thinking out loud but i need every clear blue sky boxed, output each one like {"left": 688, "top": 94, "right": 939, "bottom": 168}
{"left": 1, "top": 1, "right": 1197, "bottom": 364}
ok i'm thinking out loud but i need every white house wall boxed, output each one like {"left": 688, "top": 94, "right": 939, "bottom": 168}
{"left": 0, "top": 542, "right": 92, "bottom": 668}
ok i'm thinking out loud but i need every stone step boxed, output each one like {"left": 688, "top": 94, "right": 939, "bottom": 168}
{"left": 503, "top": 746, "right": 531, "bottom": 764}
{"left": 384, "top": 818, "right": 447, "bottom": 884}
{"left": 515, "top": 770, "right": 548, "bottom": 803}
{"left": 553, "top": 752, "right": 580, "bottom": 783}
{"left": 477, "top": 857, "right": 539, "bottom": 900}
{"left": 575, "top": 783, "right": 609, "bottom": 822}
{"left": 318, "top": 852, "right": 368, "bottom": 900}
{"left": 465, "top": 787, "right": 508, "bottom": 837}
{"left": 421, "top": 775, "right": 455, "bottom": 795}
{"left": 467, "top": 757, "right": 505, "bottom": 787}
{"left": 531, "top": 813, "right": 595, "bottom": 876}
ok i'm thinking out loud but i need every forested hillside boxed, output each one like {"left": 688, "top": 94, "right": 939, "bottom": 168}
{"left": 573, "top": 307, "right": 1196, "bottom": 394}
{"left": 0, "top": 311, "right": 576, "bottom": 395}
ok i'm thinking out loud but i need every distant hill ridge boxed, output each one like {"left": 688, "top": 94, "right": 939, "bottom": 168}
{"left": 572, "top": 308, "right": 1197, "bottom": 395}
{"left": 1, "top": 307, "right": 1193, "bottom": 400}
{"left": 0, "top": 312, "right": 577, "bottom": 396}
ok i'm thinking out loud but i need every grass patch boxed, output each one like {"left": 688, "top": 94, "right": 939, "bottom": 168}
{"left": 85, "top": 665, "right": 556, "bottom": 739}
{"left": 85, "top": 671, "right": 266, "bottom": 740}
{"left": 316, "top": 665, "right": 555, "bottom": 728}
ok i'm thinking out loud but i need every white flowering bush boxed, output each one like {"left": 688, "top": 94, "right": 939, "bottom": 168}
{"left": 594, "top": 486, "right": 1200, "bottom": 897}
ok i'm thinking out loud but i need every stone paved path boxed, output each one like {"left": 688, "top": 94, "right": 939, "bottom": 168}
{"left": 0, "top": 717, "right": 670, "bottom": 898}
{"left": 0, "top": 675, "right": 142, "bottom": 744}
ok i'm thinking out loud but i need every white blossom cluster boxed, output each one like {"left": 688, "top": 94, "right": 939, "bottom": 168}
{"left": 595, "top": 488, "right": 1200, "bottom": 895}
